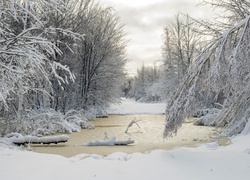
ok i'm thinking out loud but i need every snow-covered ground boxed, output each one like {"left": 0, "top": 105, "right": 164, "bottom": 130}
{"left": 1, "top": 98, "right": 250, "bottom": 180}
{"left": 1, "top": 135, "right": 250, "bottom": 180}
{"left": 106, "top": 97, "right": 166, "bottom": 114}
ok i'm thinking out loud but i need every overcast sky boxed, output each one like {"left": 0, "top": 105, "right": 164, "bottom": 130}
{"left": 99, "top": 0, "right": 213, "bottom": 76}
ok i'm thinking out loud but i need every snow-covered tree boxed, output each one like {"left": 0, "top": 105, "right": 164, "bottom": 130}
{"left": 164, "top": 15, "right": 250, "bottom": 137}
{"left": 163, "top": 0, "right": 250, "bottom": 138}
{"left": 201, "top": 0, "right": 250, "bottom": 23}
{"left": 163, "top": 14, "right": 199, "bottom": 81}
{"left": 0, "top": 0, "right": 77, "bottom": 124}
{"left": 66, "top": 2, "right": 127, "bottom": 111}
{"left": 129, "top": 63, "right": 160, "bottom": 102}
{"left": 0, "top": 0, "right": 126, "bottom": 136}
{"left": 157, "top": 13, "right": 201, "bottom": 101}
{"left": 194, "top": 0, "right": 250, "bottom": 37}
{"left": 42, "top": 0, "right": 88, "bottom": 112}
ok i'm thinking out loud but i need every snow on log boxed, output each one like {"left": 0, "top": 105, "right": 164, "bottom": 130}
{"left": 114, "top": 139, "right": 135, "bottom": 146}
{"left": 10, "top": 135, "right": 69, "bottom": 146}
{"left": 84, "top": 136, "right": 135, "bottom": 146}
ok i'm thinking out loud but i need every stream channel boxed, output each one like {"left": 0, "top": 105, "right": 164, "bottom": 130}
{"left": 31, "top": 114, "right": 223, "bottom": 157}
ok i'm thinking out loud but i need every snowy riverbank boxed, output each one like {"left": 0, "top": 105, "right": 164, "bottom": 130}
{"left": 1, "top": 134, "right": 250, "bottom": 180}
{"left": 106, "top": 98, "right": 166, "bottom": 115}
{"left": 0, "top": 98, "right": 250, "bottom": 179}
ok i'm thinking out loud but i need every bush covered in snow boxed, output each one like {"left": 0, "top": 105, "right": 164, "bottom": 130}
{"left": 193, "top": 108, "right": 221, "bottom": 126}
{"left": 0, "top": 109, "right": 95, "bottom": 136}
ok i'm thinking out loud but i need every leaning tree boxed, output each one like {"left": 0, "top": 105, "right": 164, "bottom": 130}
{"left": 164, "top": 15, "right": 250, "bottom": 137}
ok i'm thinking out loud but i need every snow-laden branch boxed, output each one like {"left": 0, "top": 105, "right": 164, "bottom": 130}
{"left": 52, "top": 62, "right": 75, "bottom": 85}
{"left": 0, "top": 0, "right": 79, "bottom": 109}
{"left": 164, "top": 15, "right": 250, "bottom": 137}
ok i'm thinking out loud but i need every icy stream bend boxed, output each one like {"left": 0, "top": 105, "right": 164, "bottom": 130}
{"left": 31, "top": 115, "right": 220, "bottom": 157}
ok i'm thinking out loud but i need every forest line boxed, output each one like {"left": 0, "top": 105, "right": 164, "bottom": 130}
{"left": 1, "top": 0, "right": 250, "bottom": 137}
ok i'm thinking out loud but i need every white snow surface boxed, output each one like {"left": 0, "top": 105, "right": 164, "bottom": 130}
{"left": 84, "top": 136, "right": 135, "bottom": 146}
{"left": 107, "top": 98, "right": 166, "bottom": 114}
{"left": 1, "top": 135, "right": 250, "bottom": 180}
{"left": 1, "top": 99, "right": 250, "bottom": 179}
{"left": 9, "top": 135, "right": 69, "bottom": 144}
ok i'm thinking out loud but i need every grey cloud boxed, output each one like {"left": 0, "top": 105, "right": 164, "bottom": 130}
{"left": 117, "top": 1, "right": 198, "bottom": 29}
{"left": 117, "top": 0, "right": 212, "bottom": 33}
{"left": 102, "top": 0, "right": 214, "bottom": 74}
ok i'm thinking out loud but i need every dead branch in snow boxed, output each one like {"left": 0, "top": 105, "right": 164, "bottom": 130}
{"left": 125, "top": 117, "right": 142, "bottom": 133}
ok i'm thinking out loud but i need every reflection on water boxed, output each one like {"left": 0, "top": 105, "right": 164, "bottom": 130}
{"left": 31, "top": 115, "right": 219, "bottom": 157}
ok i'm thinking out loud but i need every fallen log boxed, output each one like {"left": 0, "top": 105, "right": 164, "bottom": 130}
{"left": 10, "top": 135, "right": 69, "bottom": 146}
{"left": 114, "top": 139, "right": 135, "bottom": 146}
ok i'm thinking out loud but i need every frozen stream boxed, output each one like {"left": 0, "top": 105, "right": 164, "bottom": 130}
{"left": 31, "top": 114, "right": 221, "bottom": 157}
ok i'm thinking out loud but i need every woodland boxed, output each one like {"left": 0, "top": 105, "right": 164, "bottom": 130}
{"left": 1, "top": 1, "right": 250, "bottom": 179}
{"left": 127, "top": 0, "right": 250, "bottom": 137}
{"left": 0, "top": 0, "right": 126, "bottom": 135}
{"left": 1, "top": 0, "right": 250, "bottom": 138}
